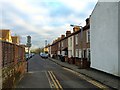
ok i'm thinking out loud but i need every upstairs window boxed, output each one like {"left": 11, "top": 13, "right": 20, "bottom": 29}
{"left": 59, "top": 42, "right": 60, "bottom": 48}
{"left": 79, "top": 49, "right": 81, "bottom": 58}
{"left": 76, "top": 49, "right": 79, "bottom": 57}
{"left": 70, "top": 37, "right": 72, "bottom": 47}
{"left": 86, "top": 30, "right": 90, "bottom": 43}
{"left": 75, "top": 34, "right": 78, "bottom": 45}
{"left": 61, "top": 41, "right": 63, "bottom": 48}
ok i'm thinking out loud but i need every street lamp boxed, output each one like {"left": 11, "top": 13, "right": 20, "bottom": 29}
{"left": 70, "top": 24, "right": 83, "bottom": 68}
{"left": 45, "top": 40, "right": 47, "bottom": 46}
{"left": 26, "top": 35, "right": 32, "bottom": 72}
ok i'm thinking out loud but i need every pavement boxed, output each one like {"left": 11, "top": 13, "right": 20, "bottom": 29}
{"left": 48, "top": 57, "right": 120, "bottom": 90}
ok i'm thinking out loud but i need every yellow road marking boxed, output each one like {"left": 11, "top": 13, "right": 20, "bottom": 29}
{"left": 45, "top": 71, "right": 53, "bottom": 88}
{"left": 48, "top": 71, "right": 59, "bottom": 90}
{"left": 87, "top": 80, "right": 108, "bottom": 89}
{"left": 63, "top": 67, "right": 109, "bottom": 89}
{"left": 50, "top": 71, "right": 63, "bottom": 90}
{"left": 47, "top": 71, "right": 63, "bottom": 90}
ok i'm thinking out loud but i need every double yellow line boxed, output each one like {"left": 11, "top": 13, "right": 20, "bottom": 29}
{"left": 47, "top": 71, "right": 63, "bottom": 90}
{"left": 63, "top": 67, "right": 109, "bottom": 90}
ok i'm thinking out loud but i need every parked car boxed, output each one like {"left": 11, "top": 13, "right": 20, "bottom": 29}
{"left": 25, "top": 53, "right": 29, "bottom": 60}
{"left": 25, "top": 53, "right": 35, "bottom": 60}
{"left": 40, "top": 53, "right": 48, "bottom": 58}
{"left": 31, "top": 53, "right": 35, "bottom": 56}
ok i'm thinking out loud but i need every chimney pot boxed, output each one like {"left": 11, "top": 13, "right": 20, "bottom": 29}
{"left": 66, "top": 31, "right": 71, "bottom": 36}
{"left": 61, "top": 35, "right": 65, "bottom": 39}
{"left": 73, "top": 26, "right": 80, "bottom": 32}
{"left": 86, "top": 18, "right": 90, "bottom": 25}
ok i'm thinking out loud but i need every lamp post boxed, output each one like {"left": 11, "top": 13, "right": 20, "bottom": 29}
{"left": 26, "top": 35, "right": 32, "bottom": 72}
{"left": 27, "top": 36, "right": 32, "bottom": 57}
{"left": 45, "top": 40, "right": 47, "bottom": 47}
{"left": 70, "top": 24, "right": 83, "bottom": 68}
{"left": 45, "top": 40, "right": 48, "bottom": 53}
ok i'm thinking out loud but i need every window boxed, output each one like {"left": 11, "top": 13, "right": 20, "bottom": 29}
{"left": 62, "top": 51, "right": 65, "bottom": 56}
{"left": 83, "top": 50, "right": 86, "bottom": 58}
{"left": 65, "top": 51, "right": 68, "bottom": 55}
{"left": 86, "top": 30, "right": 90, "bottom": 43}
{"left": 70, "top": 37, "right": 72, "bottom": 47}
{"left": 69, "top": 50, "right": 72, "bottom": 57}
{"left": 76, "top": 49, "right": 79, "bottom": 57}
{"left": 75, "top": 34, "right": 78, "bottom": 45}
{"left": 58, "top": 51, "right": 60, "bottom": 55}
{"left": 87, "top": 49, "right": 90, "bottom": 61}
{"left": 61, "top": 41, "right": 63, "bottom": 48}
{"left": 59, "top": 42, "right": 60, "bottom": 47}
{"left": 71, "top": 50, "right": 72, "bottom": 57}
{"left": 79, "top": 49, "right": 81, "bottom": 58}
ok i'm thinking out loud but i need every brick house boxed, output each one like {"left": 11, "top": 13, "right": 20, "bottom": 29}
{"left": 60, "top": 35, "right": 65, "bottom": 56}
{"left": 0, "top": 29, "right": 12, "bottom": 43}
{"left": 67, "top": 18, "right": 90, "bottom": 68}
{"left": 58, "top": 31, "right": 71, "bottom": 61}
{"left": 49, "top": 18, "right": 90, "bottom": 68}
{"left": 57, "top": 37, "right": 62, "bottom": 56}
{"left": 50, "top": 39, "right": 59, "bottom": 58}
{"left": 47, "top": 44, "right": 51, "bottom": 57}
{"left": 11, "top": 36, "right": 20, "bottom": 45}
{"left": 67, "top": 27, "right": 80, "bottom": 64}
{"left": 75, "top": 18, "right": 90, "bottom": 68}
{"left": 50, "top": 31, "right": 71, "bottom": 60}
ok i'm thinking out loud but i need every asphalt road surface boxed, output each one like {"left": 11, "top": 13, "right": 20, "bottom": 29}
{"left": 16, "top": 54, "right": 104, "bottom": 89}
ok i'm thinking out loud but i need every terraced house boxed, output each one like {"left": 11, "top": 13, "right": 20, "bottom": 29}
{"left": 57, "top": 31, "right": 71, "bottom": 61}
{"left": 0, "top": 29, "right": 12, "bottom": 43}
{"left": 61, "top": 31, "right": 71, "bottom": 61}
{"left": 67, "top": 18, "right": 90, "bottom": 68}
{"left": 48, "top": 18, "right": 90, "bottom": 68}
{"left": 50, "top": 39, "right": 59, "bottom": 58}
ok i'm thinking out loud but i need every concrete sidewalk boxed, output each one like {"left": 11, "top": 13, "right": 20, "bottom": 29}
{"left": 48, "top": 57, "right": 120, "bottom": 90}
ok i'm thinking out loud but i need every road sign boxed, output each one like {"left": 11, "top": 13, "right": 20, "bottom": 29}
{"left": 27, "top": 36, "right": 31, "bottom": 47}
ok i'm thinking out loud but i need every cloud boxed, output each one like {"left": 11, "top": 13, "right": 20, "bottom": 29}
{"left": 1, "top": 0, "right": 97, "bottom": 49}
{"left": 56, "top": 0, "right": 97, "bottom": 13}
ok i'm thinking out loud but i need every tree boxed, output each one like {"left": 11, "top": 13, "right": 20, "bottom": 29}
{"left": 31, "top": 48, "right": 44, "bottom": 54}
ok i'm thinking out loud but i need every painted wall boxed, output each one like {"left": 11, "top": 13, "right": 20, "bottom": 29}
{"left": 57, "top": 51, "right": 60, "bottom": 55}
{"left": 118, "top": 1, "right": 120, "bottom": 76}
{"left": 68, "top": 36, "right": 74, "bottom": 58}
{"left": 72, "top": 36, "right": 74, "bottom": 57}
{"left": 61, "top": 51, "right": 65, "bottom": 56}
{"left": 68, "top": 37, "right": 72, "bottom": 58}
{"left": 90, "top": 2, "right": 119, "bottom": 76}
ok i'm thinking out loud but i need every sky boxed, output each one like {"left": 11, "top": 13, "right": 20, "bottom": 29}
{"left": 1, "top": 0, "right": 97, "bottom": 49}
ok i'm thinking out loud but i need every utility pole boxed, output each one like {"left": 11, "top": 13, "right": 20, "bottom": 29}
{"left": 45, "top": 40, "right": 47, "bottom": 47}
{"left": 26, "top": 35, "right": 31, "bottom": 72}
{"left": 44, "top": 40, "right": 47, "bottom": 53}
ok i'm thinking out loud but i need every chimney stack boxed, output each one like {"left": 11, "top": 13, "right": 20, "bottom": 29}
{"left": 66, "top": 31, "right": 71, "bottom": 37}
{"left": 73, "top": 26, "right": 80, "bottom": 32}
{"left": 61, "top": 35, "right": 65, "bottom": 39}
{"left": 86, "top": 18, "right": 90, "bottom": 25}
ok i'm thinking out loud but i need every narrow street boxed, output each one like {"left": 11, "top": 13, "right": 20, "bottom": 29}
{"left": 1, "top": 1, "right": 120, "bottom": 90}
{"left": 16, "top": 54, "right": 101, "bottom": 89}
